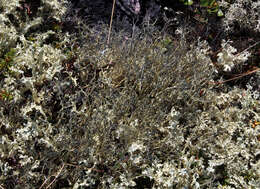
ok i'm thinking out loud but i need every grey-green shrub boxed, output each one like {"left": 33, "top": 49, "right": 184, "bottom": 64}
{"left": 0, "top": 0, "right": 259, "bottom": 188}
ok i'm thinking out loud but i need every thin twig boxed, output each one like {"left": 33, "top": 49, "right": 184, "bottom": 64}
{"left": 107, "top": 0, "right": 116, "bottom": 45}
{"left": 0, "top": 185, "right": 5, "bottom": 189}
{"left": 211, "top": 67, "right": 260, "bottom": 85}
{"left": 46, "top": 163, "right": 65, "bottom": 189}
{"left": 39, "top": 175, "right": 50, "bottom": 189}
{"left": 39, "top": 163, "right": 65, "bottom": 189}
{"left": 235, "top": 41, "right": 260, "bottom": 57}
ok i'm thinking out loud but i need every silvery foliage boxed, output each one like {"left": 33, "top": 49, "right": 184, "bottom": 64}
{"left": 219, "top": 0, "right": 260, "bottom": 32}
{"left": 0, "top": 0, "right": 259, "bottom": 188}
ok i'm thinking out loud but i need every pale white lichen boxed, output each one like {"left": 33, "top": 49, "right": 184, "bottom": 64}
{"left": 217, "top": 40, "right": 251, "bottom": 72}
{"left": 221, "top": 0, "right": 260, "bottom": 32}
{"left": 0, "top": 0, "right": 259, "bottom": 188}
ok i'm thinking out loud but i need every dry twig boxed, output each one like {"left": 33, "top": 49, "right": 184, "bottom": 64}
{"left": 211, "top": 67, "right": 260, "bottom": 85}
{"left": 107, "top": 0, "right": 116, "bottom": 45}
{"left": 39, "top": 163, "right": 65, "bottom": 189}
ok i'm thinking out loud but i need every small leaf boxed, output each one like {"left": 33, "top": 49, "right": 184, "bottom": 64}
{"left": 209, "top": 0, "right": 218, "bottom": 8}
{"left": 184, "top": 0, "right": 193, "bottom": 6}
{"left": 207, "top": 7, "right": 218, "bottom": 14}
{"left": 217, "top": 9, "right": 224, "bottom": 17}
{"left": 180, "top": 0, "right": 193, "bottom": 6}
{"left": 200, "top": 0, "right": 210, "bottom": 7}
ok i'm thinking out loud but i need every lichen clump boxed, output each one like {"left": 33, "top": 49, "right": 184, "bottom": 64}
{"left": 0, "top": 0, "right": 259, "bottom": 188}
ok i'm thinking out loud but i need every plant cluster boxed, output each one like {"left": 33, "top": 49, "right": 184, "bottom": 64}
{"left": 179, "top": 0, "right": 223, "bottom": 16}
{"left": 0, "top": 0, "right": 259, "bottom": 189}
{"left": 219, "top": 0, "right": 260, "bottom": 33}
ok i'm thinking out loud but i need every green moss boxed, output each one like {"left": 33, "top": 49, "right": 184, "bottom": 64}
{"left": 0, "top": 48, "right": 16, "bottom": 75}
{"left": 0, "top": 90, "right": 13, "bottom": 101}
